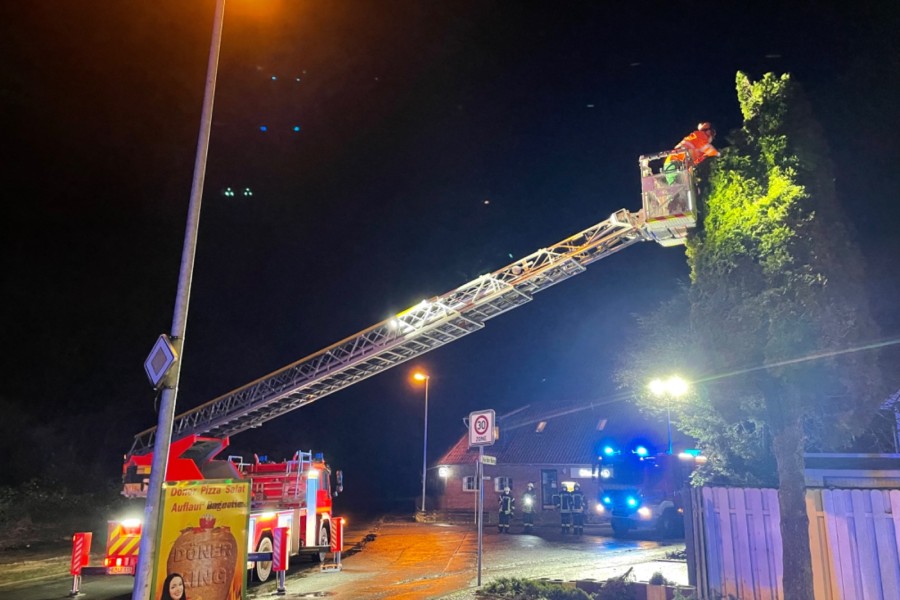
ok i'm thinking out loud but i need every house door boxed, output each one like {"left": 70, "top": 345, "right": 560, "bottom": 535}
{"left": 540, "top": 469, "right": 558, "bottom": 509}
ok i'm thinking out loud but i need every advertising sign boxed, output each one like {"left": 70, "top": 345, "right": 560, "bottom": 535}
{"left": 153, "top": 480, "right": 250, "bottom": 600}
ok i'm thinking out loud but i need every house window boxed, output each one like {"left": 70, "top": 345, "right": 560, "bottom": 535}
{"left": 494, "top": 477, "right": 512, "bottom": 492}
{"left": 541, "top": 469, "right": 558, "bottom": 509}
{"left": 462, "top": 476, "right": 480, "bottom": 492}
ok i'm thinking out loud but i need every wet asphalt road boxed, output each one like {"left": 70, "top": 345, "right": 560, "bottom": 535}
{"left": 1, "top": 519, "right": 686, "bottom": 600}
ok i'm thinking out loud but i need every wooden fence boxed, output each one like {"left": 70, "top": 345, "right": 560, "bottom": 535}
{"left": 688, "top": 487, "right": 900, "bottom": 599}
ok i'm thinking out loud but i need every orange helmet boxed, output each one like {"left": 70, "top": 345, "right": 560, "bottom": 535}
{"left": 698, "top": 122, "right": 716, "bottom": 139}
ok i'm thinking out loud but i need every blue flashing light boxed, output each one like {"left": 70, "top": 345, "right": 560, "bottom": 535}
{"left": 683, "top": 448, "right": 701, "bottom": 457}
{"left": 602, "top": 496, "right": 612, "bottom": 505}
{"left": 626, "top": 496, "right": 638, "bottom": 507}
{"left": 634, "top": 445, "right": 649, "bottom": 457}
{"left": 292, "top": 125, "right": 301, "bottom": 132}
{"left": 260, "top": 125, "right": 268, "bottom": 132}
{"left": 603, "top": 445, "right": 616, "bottom": 456}
{"left": 271, "top": 75, "right": 277, "bottom": 80}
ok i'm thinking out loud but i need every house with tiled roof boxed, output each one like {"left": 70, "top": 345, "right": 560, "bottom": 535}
{"left": 433, "top": 402, "right": 672, "bottom": 525}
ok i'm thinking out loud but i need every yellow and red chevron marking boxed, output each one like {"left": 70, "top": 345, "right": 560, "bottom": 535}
{"left": 71, "top": 537, "right": 84, "bottom": 573}
{"left": 106, "top": 524, "right": 140, "bottom": 559}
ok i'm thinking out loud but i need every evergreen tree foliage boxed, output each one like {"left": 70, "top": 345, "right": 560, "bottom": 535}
{"left": 620, "top": 72, "right": 882, "bottom": 484}
{"left": 619, "top": 71, "right": 885, "bottom": 599}
{"left": 691, "top": 71, "right": 881, "bottom": 464}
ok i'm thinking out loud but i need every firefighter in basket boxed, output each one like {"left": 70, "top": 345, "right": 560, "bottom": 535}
{"left": 521, "top": 482, "right": 537, "bottom": 533}
{"left": 498, "top": 486, "right": 515, "bottom": 533}
{"left": 663, "top": 122, "right": 718, "bottom": 184}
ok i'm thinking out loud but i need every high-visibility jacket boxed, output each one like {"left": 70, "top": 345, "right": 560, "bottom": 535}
{"left": 572, "top": 490, "right": 585, "bottom": 513}
{"left": 558, "top": 490, "right": 574, "bottom": 513}
{"left": 669, "top": 129, "right": 718, "bottom": 165}
{"left": 499, "top": 493, "right": 515, "bottom": 515}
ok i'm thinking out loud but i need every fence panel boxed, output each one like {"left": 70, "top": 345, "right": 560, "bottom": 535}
{"left": 808, "top": 490, "right": 838, "bottom": 600}
{"left": 701, "top": 487, "right": 782, "bottom": 600}
{"left": 822, "top": 488, "right": 900, "bottom": 600}
{"left": 695, "top": 487, "right": 900, "bottom": 599}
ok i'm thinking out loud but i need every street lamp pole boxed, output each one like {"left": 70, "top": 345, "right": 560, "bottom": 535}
{"left": 421, "top": 376, "right": 430, "bottom": 512}
{"left": 413, "top": 371, "right": 430, "bottom": 512}
{"left": 132, "top": 2, "right": 225, "bottom": 599}
{"left": 666, "top": 401, "right": 672, "bottom": 455}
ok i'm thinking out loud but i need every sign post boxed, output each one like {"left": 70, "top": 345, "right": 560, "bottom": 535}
{"left": 468, "top": 410, "right": 496, "bottom": 587}
{"left": 477, "top": 446, "right": 484, "bottom": 586}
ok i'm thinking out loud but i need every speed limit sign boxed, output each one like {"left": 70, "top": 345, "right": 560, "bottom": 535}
{"left": 468, "top": 409, "right": 496, "bottom": 447}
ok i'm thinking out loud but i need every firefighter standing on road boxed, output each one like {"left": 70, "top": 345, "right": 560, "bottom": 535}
{"left": 555, "top": 484, "right": 574, "bottom": 534}
{"left": 571, "top": 483, "right": 586, "bottom": 536}
{"left": 521, "top": 482, "right": 537, "bottom": 533}
{"left": 498, "top": 486, "right": 515, "bottom": 534}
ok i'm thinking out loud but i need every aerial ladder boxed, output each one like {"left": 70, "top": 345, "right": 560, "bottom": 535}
{"left": 127, "top": 151, "right": 699, "bottom": 457}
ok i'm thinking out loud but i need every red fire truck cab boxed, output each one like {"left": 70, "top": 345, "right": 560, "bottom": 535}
{"left": 118, "top": 435, "right": 343, "bottom": 581}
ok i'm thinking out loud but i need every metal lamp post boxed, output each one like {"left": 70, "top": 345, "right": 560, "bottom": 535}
{"left": 413, "top": 371, "right": 430, "bottom": 512}
{"left": 649, "top": 375, "right": 689, "bottom": 454}
{"left": 132, "top": 2, "right": 226, "bottom": 599}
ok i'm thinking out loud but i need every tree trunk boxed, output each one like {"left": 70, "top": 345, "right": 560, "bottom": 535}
{"left": 772, "top": 417, "right": 814, "bottom": 600}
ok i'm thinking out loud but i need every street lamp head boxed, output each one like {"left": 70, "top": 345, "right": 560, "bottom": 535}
{"left": 648, "top": 378, "right": 666, "bottom": 396}
{"left": 413, "top": 371, "right": 429, "bottom": 382}
{"left": 648, "top": 375, "right": 689, "bottom": 397}
{"left": 666, "top": 375, "right": 688, "bottom": 397}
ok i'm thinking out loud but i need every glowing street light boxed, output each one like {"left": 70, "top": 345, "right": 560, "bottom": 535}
{"left": 413, "top": 371, "right": 430, "bottom": 512}
{"left": 648, "top": 375, "right": 689, "bottom": 454}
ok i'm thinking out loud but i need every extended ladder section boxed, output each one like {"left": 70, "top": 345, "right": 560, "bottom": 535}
{"left": 130, "top": 179, "right": 696, "bottom": 456}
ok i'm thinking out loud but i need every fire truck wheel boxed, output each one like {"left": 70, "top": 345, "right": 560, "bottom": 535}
{"left": 611, "top": 518, "right": 631, "bottom": 538}
{"left": 255, "top": 535, "right": 274, "bottom": 582}
{"left": 657, "top": 509, "right": 683, "bottom": 539}
{"left": 311, "top": 522, "right": 330, "bottom": 563}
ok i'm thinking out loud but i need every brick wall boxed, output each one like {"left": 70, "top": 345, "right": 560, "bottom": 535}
{"left": 436, "top": 463, "right": 599, "bottom": 526}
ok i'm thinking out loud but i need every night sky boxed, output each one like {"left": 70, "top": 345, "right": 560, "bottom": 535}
{"left": 3, "top": 1, "right": 899, "bottom": 507}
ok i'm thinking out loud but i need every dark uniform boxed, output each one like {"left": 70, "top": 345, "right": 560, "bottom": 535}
{"left": 498, "top": 487, "right": 515, "bottom": 533}
{"left": 571, "top": 483, "right": 586, "bottom": 535}
{"left": 557, "top": 486, "right": 573, "bottom": 534}
{"left": 521, "top": 483, "right": 537, "bottom": 533}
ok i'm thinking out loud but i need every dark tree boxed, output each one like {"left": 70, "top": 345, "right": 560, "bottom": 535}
{"left": 620, "top": 72, "right": 883, "bottom": 599}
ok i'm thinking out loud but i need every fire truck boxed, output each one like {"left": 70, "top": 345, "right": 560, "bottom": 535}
{"left": 109, "top": 434, "right": 342, "bottom": 581}
{"left": 592, "top": 440, "right": 705, "bottom": 538}
{"left": 112, "top": 149, "right": 698, "bottom": 582}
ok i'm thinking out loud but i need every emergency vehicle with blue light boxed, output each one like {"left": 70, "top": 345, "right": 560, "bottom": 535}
{"left": 593, "top": 440, "right": 705, "bottom": 537}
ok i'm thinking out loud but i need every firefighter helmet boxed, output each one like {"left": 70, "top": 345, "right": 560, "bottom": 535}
{"left": 504, "top": 487, "right": 511, "bottom": 494}
{"left": 574, "top": 483, "right": 581, "bottom": 490}
{"left": 698, "top": 122, "right": 716, "bottom": 139}
{"left": 527, "top": 482, "right": 534, "bottom": 489}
